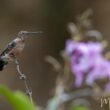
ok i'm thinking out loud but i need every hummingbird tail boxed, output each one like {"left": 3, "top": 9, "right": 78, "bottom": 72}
{"left": 0, "top": 58, "right": 8, "bottom": 71}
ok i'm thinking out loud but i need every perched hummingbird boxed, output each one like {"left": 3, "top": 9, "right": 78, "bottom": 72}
{"left": 0, "top": 31, "right": 42, "bottom": 71}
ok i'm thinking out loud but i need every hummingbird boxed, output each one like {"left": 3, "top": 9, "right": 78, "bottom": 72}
{"left": 0, "top": 31, "right": 42, "bottom": 71}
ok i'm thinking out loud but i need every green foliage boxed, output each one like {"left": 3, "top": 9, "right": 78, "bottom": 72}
{"left": 0, "top": 85, "right": 36, "bottom": 110}
{"left": 69, "top": 105, "right": 88, "bottom": 110}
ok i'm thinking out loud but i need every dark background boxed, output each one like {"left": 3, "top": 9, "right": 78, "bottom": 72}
{"left": 0, "top": 0, "right": 110, "bottom": 109}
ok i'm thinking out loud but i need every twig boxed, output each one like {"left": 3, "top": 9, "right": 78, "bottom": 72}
{"left": 62, "top": 88, "right": 93, "bottom": 102}
{"left": 14, "top": 59, "right": 33, "bottom": 103}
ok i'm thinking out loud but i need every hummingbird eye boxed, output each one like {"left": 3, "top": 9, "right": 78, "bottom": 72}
{"left": 18, "top": 31, "right": 28, "bottom": 36}
{"left": 22, "top": 32, "right": 25, "bottom": 35}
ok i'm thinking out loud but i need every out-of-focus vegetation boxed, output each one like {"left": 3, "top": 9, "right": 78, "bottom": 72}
{"left": 0, "top": 85, "right": 36, "bottom": 110}
{"left": 44, "top": 10, "right": 110, "bottom": 110}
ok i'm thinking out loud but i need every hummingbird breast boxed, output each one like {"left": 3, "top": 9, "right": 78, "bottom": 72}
{"left": 8, "top": 37, "right": 25, "bottom": 60}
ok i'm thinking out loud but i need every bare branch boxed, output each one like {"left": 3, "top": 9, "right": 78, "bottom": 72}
{"left": 14, "top": 59, "right": 33, "bottom": 103}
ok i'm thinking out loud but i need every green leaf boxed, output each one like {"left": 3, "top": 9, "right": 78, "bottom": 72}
{"left": 69, "top": 105, "right": 88, "bottom": 110}
{"left": 0, "top": 85, "right": 36, "bottom": 110}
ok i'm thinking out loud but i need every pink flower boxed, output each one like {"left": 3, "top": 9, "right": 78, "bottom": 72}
{"left": 65, "top": 39, "right": 110, "bottom": 87}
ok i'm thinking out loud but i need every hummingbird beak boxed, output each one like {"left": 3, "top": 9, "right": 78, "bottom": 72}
{"left": 26, "top": 31, "right": 43, "bottom": 36}
{"left": 18, "top": 31, "right": 43, "bottom": 37}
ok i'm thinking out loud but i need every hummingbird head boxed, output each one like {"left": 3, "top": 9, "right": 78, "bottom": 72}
{"left": 18, "top": 31, "right": 43, "bottom": 38}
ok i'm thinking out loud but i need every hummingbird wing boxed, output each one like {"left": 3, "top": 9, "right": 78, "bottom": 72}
{"left": 0, "top": 41, "right": 16, "bottom": 57}
{"left": 0, "top": 40, "right": 16, "bottom": 71}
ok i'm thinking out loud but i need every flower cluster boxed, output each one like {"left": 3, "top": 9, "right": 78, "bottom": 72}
{"left": 65, "top": 11, "right": 110, "bottom": 90}
{"left": 65, "top": 39, "right": 110, "bottom": 87}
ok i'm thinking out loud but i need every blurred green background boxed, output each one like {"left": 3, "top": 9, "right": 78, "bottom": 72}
{"left": 0, "top": 0, "right": 110, "bottom": 109}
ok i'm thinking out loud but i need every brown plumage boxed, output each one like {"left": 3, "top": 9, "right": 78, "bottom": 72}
{"left": 0, "top": 31, "right": 42, "bottom": 70}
